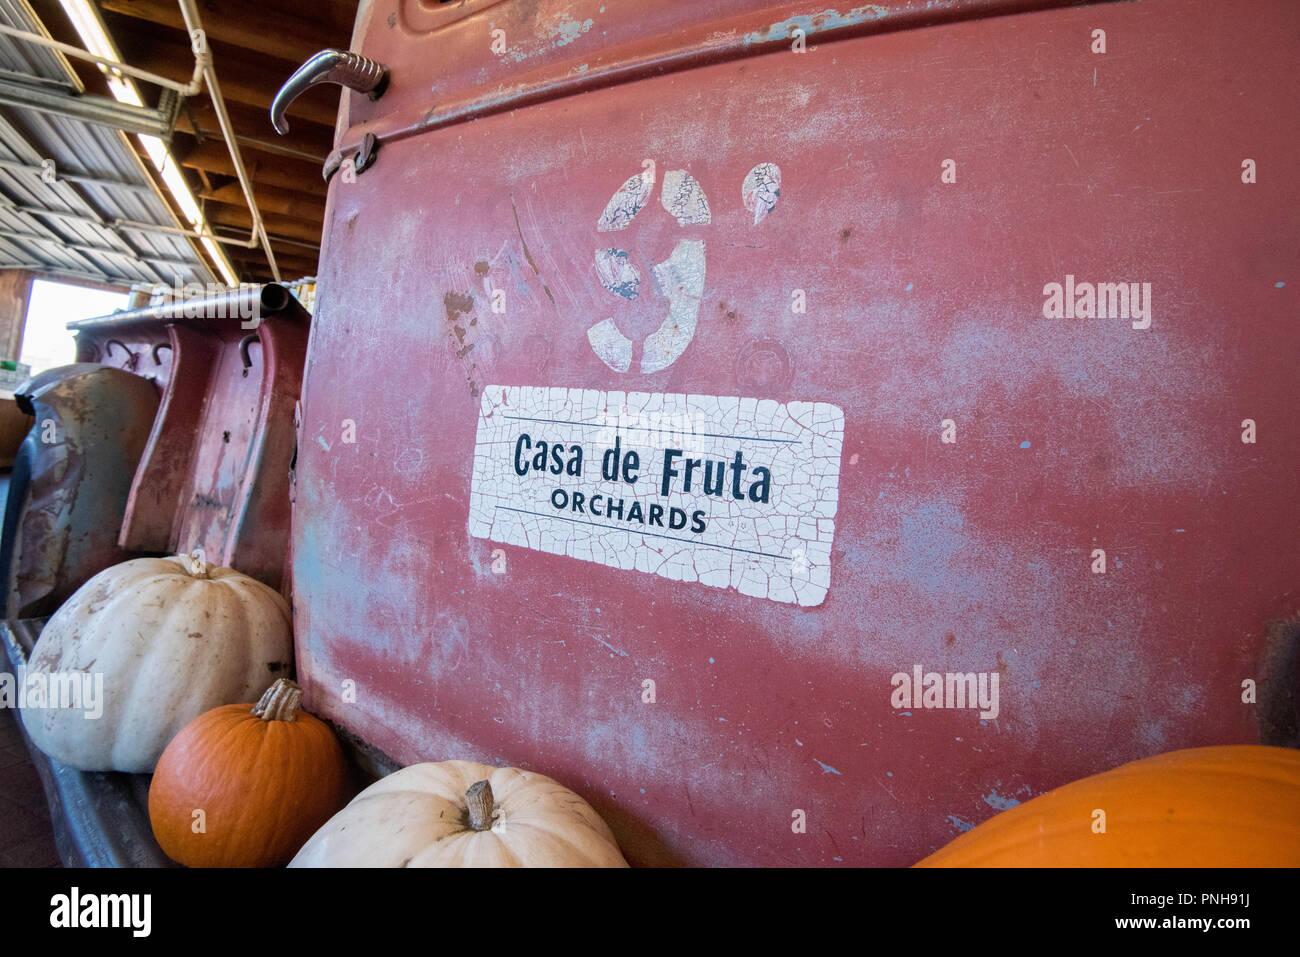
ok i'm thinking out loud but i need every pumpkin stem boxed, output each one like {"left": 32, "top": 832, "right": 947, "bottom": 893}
{"left": 465, "top": 780, "right": 495, "bottom": 831}
{"left": 251, "top": 678, "right": 302, "bottom": 722}
{"left": 184, "top": 550, "right": 209, "bottom": 579}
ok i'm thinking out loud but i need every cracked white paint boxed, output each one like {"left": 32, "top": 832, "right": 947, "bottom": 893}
{"left": 468, "top": 385, "right": 845, "bottom": 606}
{"left": 586, "top": 318, "right": 633, "bottom": 373}
{"left": 594, "top": 247, "right": 641, "bottom": 299}
{"left": 642, "top": 239, "right": 705, "bottom": 373}
{"left": 660, "top": 169, "right": 711, "bottom": 225}
{"left": 742, "top": 162, "right": 782, "bottom": 225}
{"left": 596, "top": 163, "right": 655, "bottom": 232}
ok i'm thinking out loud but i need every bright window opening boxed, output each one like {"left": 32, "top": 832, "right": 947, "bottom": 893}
{"left": 19, "top": 280, "right": 129, "bottom": 377}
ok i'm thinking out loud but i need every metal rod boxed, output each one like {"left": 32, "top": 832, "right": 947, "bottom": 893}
{"left": 111, "top": 217, "right": 259, "bottom": 248}
{"left": 0, "top": 76, "right": 174, "bottom": 137}
{"left": 0, "top": 22, "right": 202, "bottom": 95}
{"left": 178, "top": 0, "right": 280, "bottom": 281}
{"left": 190, "top": 126, "right": 327, "bottom": 164}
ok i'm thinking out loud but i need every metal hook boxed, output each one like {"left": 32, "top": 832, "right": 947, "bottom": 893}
{"left": 238, "top": 333, "right": 259, "bottom": 376}
{"left": 272, "top": 49, "right": 388, "bottom": 135}
{"left": 152, "top": 342, "right": 172, "bottom": 366}
{"left": 105, "top": 339, "right": 138, "bottom": 370}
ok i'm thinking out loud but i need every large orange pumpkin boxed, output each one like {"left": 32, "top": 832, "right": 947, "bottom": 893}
{"left": 915, "top": 745, "right": 1300, "bottom": 867}
{"left": 148, "top": 679, "right": 350, "bottom": 868}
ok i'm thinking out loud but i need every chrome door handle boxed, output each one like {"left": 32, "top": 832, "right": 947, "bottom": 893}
{"left": 271, "top": 49, "right": 388, "bottom": 135}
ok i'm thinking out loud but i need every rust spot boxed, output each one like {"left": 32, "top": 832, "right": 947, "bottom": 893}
{"left": 444, "top": 291, "right": 475, "bottom": 323}
{"left": 944, "top": 632, "right": 957, "bottom": 647}
{"left": 387, "top": 11, "right": 396, "bottom": 28}
{"left": 840, "top": 227, "right": 852, "bottom": 240}
{"left": 509, "top": 194, "right": 557, "bottom": 306}
{"left": 473, "top": 260, "right": 490, "bottom": 276}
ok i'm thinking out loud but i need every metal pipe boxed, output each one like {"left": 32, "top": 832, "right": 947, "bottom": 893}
{"left": 0, "top": 22, "right": 203, "bottom": 95}
{"left": 111, "top": 217, "right": 260, "bottom": 248}
{"left": 66, "top": 283, "right": 297, "bottom": 331}
{"left": 177, "top": 0, "right": 280, "bottom": 281}
{"left": 189, "top": 127, "right": 327, "bottom": 164}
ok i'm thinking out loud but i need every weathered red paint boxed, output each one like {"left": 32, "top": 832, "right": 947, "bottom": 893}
{"left": 294, "top": 0, "right": 1300, "bottom": 865}
{"left": 71, "top": 288, "right": 310, "bottom": 591}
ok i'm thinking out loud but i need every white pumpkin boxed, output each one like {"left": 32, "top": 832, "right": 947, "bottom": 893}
{"left": 20, "top": 553, "right": 292, "bottom": 773}
{"left": 289, "top": 760, "right": 629, "bottom": 867}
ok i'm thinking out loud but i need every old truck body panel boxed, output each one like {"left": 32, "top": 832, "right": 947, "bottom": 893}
{"left": 69, "top": 286, "right": 311, "bottom": 592}
{"left": 1, "top": 365, "right": 158, "bottom": 618}
{"left": 293, "top": 0, "right": 1300, "bottom": 865}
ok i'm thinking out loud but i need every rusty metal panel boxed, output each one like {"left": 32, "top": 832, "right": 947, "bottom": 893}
{"left": 1, "top": 365, "right": 158, "bottom": 617}
{"left": 72, "top": 286, "right": 311, "bottom": 591}
{"left": 293, "top": 0, "right": 1300, "bottom": 865}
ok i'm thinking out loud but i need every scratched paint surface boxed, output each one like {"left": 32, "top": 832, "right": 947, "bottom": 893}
{"left": 468, "top": 385, "right": 844, "bottom": 605}
{"left": 295, "top": 0, "right": 1300, "bottom": 865}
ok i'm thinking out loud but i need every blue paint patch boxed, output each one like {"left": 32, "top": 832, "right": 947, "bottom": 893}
{"left": 947, "top": 814, "right": 975, "bottom": 832}
{"left": 708, "top": 657, "right": 715, "bottom": 664}
{"left": 1019, "top": 440, "right": 1032, "bottom": 449}
{"left": 814, "top": 759, "right": 842, "bottom": 775}
{"left": 553, "top": 17, "right": 594, "bottom": 47}
{"left": 983, "top": 789, "right": 1021, "bottom": 811}
{"left": 905, "top": 282, "right": 914, "bottom": 291}
{"left": 316, "top": 435, "right": 331, "bottom": 451}
{"left": 1276, "top": 281, "right": 1286, "bottom": 288}
{"left": 745, "top": 6, "right": 890, "bottom": 46}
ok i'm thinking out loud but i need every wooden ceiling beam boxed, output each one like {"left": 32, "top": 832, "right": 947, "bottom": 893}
{"left": 207, "top": 204, "right": 325, "bottom": 245}
{"left": 182, "top": 98, "right": 335, "bottom": 162}
{"left": 255, "top": 0, "right": 358, "bottom": 33}
{"left": 199, "top": 181, "right": 325, "bottom": 222}
{"left": 178, "top": 138, "right": 327, "bottom": 196}
{"left": 98, "top": 0, "right": 348, "bottom": 66}
{"left": 106, "top": 12, "right": 342, "bottom": 127}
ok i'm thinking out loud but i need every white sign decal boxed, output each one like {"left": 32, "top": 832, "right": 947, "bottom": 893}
{"left": 468, "top": 385, "right": 844, "bottom": 606}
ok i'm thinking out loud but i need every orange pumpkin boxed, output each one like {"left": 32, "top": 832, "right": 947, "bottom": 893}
{"left": 915, "top": 745, "right": 1300, "bottom": 867}
{"left": 148, "top": 679, "right": 350, "bottom": 867}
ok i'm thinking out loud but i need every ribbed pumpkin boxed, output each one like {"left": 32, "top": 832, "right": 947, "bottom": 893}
{"left": 915, "top": 745, "right": 1300, "bottom": 867}
{"left": 289, "top": 760, "right": 629, "bottom": 867}
{"left": 149, "top": 679, "right": 349, "bottom": 868}
{"left": 20, "top": 553, "right": 293, "bottom": 773}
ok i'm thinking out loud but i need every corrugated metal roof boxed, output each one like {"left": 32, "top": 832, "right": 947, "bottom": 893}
{"left": 0, "top": 0, "right": 213, "bottom": 286}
